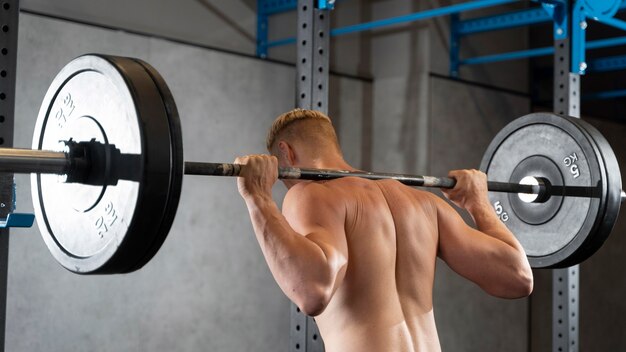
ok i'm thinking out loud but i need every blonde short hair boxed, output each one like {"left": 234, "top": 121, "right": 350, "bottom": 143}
{"left": 266, "top": 108, "right": 336, "bottom": 151}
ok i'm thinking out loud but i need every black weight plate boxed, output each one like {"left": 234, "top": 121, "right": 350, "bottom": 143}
{"left": 480, "top": 112, "right": 621, "bottom": 268}
{"left": 560, "top": 117, "right": 621, "bottom": 267}
{"left": 124, "top": 57, "right": 184, "bottom": 273}
{"left": 31, "top": 54, "right": 183, "bottom": 274}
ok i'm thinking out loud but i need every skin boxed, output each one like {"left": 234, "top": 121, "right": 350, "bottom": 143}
{"left": 235, "top": 134, "right": 533, "bottom": 352}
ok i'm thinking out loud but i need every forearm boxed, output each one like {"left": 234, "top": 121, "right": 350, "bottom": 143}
{"left": 441, "top": 170, "right": 533, "bottom": 297}
{"left": 467, "top": 200, "right": 533, "bottom": 297}
{"left": 467, "top": 200, "right": 525, "bottom": 253}
{"left": 244, "top": 195, "right": 334, "bottom": 306}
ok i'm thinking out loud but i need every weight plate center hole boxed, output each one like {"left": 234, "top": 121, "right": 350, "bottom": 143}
{"left": 518, "top": 176, "right": 540, "bottom": 203}
{"left": 518, "top": 176, "right": 552, "bottom": 203}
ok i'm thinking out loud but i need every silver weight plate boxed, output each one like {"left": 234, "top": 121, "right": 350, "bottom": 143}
{"left": 481, "top": 112, "right": 621, "bottom": 268}
{"left": 32, "top": 54, "right": 183, "bottom": 274}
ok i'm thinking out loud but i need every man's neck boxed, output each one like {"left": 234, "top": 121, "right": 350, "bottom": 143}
{"left": 282, "top": 155, "right": 357, "bottom": 190}
{"left": 308, "top": 156, "right": 356, "bottom": 172}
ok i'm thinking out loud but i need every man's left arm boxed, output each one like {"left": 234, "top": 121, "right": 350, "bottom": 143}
{"left": 236, "top": 155, "right": 348, "bottom": 316}
{"left": 438, "top": 169, "right": 534, "bottom": 298}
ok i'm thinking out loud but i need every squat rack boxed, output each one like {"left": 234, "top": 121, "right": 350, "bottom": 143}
{"left": 0, "top": 0, "right": 620, "bottom": 350}
{"left": 256, "top": 0, "right": 626, "bottom": 351}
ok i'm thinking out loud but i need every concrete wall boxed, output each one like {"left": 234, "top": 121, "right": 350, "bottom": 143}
{"left": 7, "top": 13, "right": 369, "bottom": 351}
{"left": 21, "top": 0, "right": 258, "bottom": 55}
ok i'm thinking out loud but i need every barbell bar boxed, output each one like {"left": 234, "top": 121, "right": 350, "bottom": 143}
{"left": 13, "top": 54, "right": 625, "bottom": 274}
{"left": 185, "top": 161, "right": 616, "bottom": 201}
{"left": 0, "top": 147, "right": 616, "bottom": 203}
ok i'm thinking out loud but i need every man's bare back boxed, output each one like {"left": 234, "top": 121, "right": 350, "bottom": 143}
{"left": 236, "top": 109, "right": 533, "bottom": 352}
{"left": 283, "top": 178, "right": 442, "bottom": 352}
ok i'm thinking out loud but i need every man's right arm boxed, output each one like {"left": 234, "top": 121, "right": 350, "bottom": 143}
{"left": 435, "top": 170, "right": 533, "bottom": 299}
{"left": 235, "top": 154, "right": 348, "bottom": 316}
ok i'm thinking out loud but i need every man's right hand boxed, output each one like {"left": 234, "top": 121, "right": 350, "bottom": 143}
{"left": 234, "top": 154, "right": 278, "bottom": 202}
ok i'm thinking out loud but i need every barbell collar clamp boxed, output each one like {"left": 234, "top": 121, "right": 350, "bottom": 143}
{"left": 0, "top": 141, "right": 132, "bottom": 186}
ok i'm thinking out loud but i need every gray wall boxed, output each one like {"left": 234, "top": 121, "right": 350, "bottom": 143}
{"left": 8, "top": 13, "right": 369, "bottom": 351}
{"left": 21, "top": 0, "right": 258, "bottom": 55}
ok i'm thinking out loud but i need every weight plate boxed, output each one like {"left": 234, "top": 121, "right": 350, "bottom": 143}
{"left": 125, "top": 57, "right": 184, "bottom": 273}
{"left": 31, "top": 54, "right": 183, "bottom": 274}
{"left": 480, "top": 112, "right": 621, "bottom": 268}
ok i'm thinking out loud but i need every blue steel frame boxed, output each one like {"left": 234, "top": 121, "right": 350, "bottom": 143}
{"left": 259, "top": 3, "right": 626, "bottom": 67}
{"left": 258, "top": 0, "right": 517, "bottom": 56}
{"left": 257, "top": 0, "right": 334, "bottom": 57}
{"left": 451, "top": 0, "right": 626, "bottom": 73}
{"left": 457, "top": 35, "right": 626, "bottom": 67}
{"left": 571, "top": 0, "right": 626, "bottom": 74}
{"left": 450, "top": 0, "right": 626, "bottom": 100}
{"left": 256, "top": 1, "right": 626, "bottom": 95}
{"left": 256, "top": 0, "right": 298, "bottom": 57}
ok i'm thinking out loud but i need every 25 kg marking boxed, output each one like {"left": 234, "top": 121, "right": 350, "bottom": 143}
{"left": 53, "top": 92, "right": 76, "bottom": 128}
{"left": 95, "top": 201, "right": 118, "bottom": 238}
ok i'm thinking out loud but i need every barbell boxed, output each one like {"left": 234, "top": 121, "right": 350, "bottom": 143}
{"left": 4, "top": 54, "right": 624, "bottom": 274}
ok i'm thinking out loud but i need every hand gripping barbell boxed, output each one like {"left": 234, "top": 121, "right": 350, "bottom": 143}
{"left": 3, "top": 54, "right": 623, "bottom": 274}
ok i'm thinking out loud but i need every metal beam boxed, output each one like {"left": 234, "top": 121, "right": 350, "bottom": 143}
{"left": 587, "top": 54, "right": 626, "bottom": 72}
{"left": 330, "top": 0, "right": 516, "bottom": 36}
{"left": 460, "top": 46, "right": 554, "bottom": 65}
{"left": 266, "top": 0, "right": 517, "bottom": 49}
{"left": 458, "top": 35, "right": 626, "bottom": 66}
{"left": 259, "top": 0, "right": 298, "bottom": 16}
{"left": 583, "top": 89, "right": 626, "bottom": 100}
{"left": 457, "top": 7, "right": 551, "bottom": 35}
{"left": 457, "top": 1, "right": 626, "bottom": 36}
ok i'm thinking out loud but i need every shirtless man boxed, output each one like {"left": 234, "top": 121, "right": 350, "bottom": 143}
{"left": 235, "top": 109, "right": 533, "bottom": 352}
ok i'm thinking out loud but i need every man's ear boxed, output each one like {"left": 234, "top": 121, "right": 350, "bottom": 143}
{"left": 277, "top": 141, "right": 297, "bottom": 166}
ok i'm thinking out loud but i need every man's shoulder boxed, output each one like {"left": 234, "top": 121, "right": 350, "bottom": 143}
{"left": 285, "top": 181, "right": 333, "bottom": 202}
{"left": 284, "top": 180, "right": 352, "bottom": 210}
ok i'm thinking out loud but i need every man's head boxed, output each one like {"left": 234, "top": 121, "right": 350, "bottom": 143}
{"left": 266, "top": 109, "right": 343, "bottom": 169}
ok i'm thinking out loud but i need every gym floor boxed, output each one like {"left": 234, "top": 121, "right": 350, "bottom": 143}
{"left": 2, "top": 1, "right": 626, "bottom": 351}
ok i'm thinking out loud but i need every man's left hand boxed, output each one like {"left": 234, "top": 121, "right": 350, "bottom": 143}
{"left": 441, "top": 169, "right": 490, "bottom": 212}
